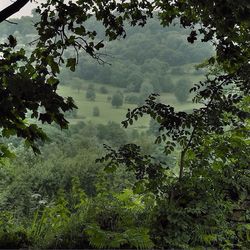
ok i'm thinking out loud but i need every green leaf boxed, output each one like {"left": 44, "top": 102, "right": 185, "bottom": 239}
{"left": 66, "top": 58, "right": 77, "bottom": 72}
{"left": 74, "top": 26, "right": 86, "bottom": 35}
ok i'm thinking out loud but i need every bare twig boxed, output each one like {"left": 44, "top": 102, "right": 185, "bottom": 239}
{"left": 5, "top": 19, "right": 18, "bottom": 24}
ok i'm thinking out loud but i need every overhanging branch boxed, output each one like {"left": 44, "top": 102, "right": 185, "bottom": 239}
{"left": 0, "top": 0, "right": 30, "bottom": 23}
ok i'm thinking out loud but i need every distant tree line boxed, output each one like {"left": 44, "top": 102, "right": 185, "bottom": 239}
{"left": 0, "top": 16, "right": 211, "bottom": 102}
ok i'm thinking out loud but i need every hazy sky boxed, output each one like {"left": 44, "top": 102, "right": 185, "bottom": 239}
{"left": 0, "top": 1, "right": 38, "bottom": 18}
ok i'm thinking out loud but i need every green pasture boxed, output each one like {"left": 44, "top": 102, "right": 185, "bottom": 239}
{"left": 57, "top": 73, "right": 200, "bottom": 130}
{"left": 58, "top": 85, "right": 149, "bottom": 129}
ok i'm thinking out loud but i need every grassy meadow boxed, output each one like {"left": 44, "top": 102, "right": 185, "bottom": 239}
{"left": 58, "top": 68, "right": 202, "bottom": 130}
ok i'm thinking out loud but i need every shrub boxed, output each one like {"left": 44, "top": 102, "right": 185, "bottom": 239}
{"left": 125, "top": 94, "right": 139, "bottom": 104}
{"left": 111, "top": 92, "right": 124, "bottom": 108}
{"left": 161, "top": 76, "right": 175, "bottom": 93}
{"left": 174, "top": 78, "right": 192, "bottom": 103}
{"left": 99, "top": 86, "right": 108, "bottom": 94}
{"left": 107, "top": 96, "right": 112, "bottom": 102}
{"left": 86, "top": 89, "right": 96, "bottom": 101}
{"left": 93, "top": 106, "right": 100, "bottom": 117}
{"left": 0, "top": 212, "right": 30, "bottom": 248}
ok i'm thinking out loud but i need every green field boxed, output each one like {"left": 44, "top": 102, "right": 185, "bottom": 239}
{"left": 58, "top": 84, "right": 150, "bottom": 129}
{"left": 57, "top": 74, "right": 201, "bottom": 130}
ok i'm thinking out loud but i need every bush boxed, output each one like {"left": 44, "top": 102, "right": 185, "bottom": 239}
{"left": 125, "top": 94, "right": 139, "bottom": 104}
{"left": 0, "top": 212, "right": 30, "bottom": 248}
{"left": 161, "top": 76, "right": 175, "bottom": 93}
{"left": 86, "top": 89, "right": 96, "bottom": 101}
{"left": 107, "top": 96, "right": 112, "bottom": 102}
{"left": 97, "top": 121, "right": 127, "bottom": 146}
{"left": 28, "top": 181, "right": 91, "bottom": 249}
{"left": 140, "top": 81, "right": 154, "bottom": 98}
{"left": 99, "top": 86, "right": 108, "bottom": 94}
{"left": 111, "top": 92, "right": 124, "bottom": 108}
{"left": 93, "top": 106, "right": 100, "bottom": 117}
{"left": 174, "top": 78, "right": 192, "bottom": 103}
{"left": 71, "top": 77, "right": 83, "bottom": 93}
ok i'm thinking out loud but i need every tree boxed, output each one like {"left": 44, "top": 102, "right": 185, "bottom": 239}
{"left": 99, "top": 86, "right": 108, "bottom": 94}
{"left": 85, "top": 85, "right": 96, "bottom": 101}
{"left": 161, "top": 76, "right": 174, "bottom": 93}
{"left": 111, "top": 92, "right": 124, "bottom": 108}
{"left": 147, "top": 118, "right": 160, "bottom": 136}
{"left": 65, "top": 109, "right": 78, "bottom": 119}
{"left": 0, "top": 0, "right": 248, "bottom": 157}
{"left": 86, "top": 89, "right": 96, "bottom": 101}
{"left": 92, "top": 1, "right": 250, "bottom": 247}
{"left": 125, "top": 94, "right": 140, "bottom": 105}
{"left": 138, "top": 80, "right": 154, "bottom": 105}
{"left": 0, "top": 0, "right": 250, "bottom": 248}
{"left": 125, "top": 72, "right": 143, "bottom": 93}
{"left": 92, "top": 106, "right": 100, "bottom": 117}
{"left": 71, "top": 77, "right": 83, "bottom": 93}
{"left": 97, "top": 122, "right": 128, "bottom": 147}
{"left": 0, "top": 0, "right": 29, "bottom": 23}
{"left": 174, "top": 78, "right": 192, "bottom": 103}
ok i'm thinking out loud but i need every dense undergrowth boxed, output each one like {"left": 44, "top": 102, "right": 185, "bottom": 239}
{"left": 0, "top": 118, "right": 249, "bottom": 249}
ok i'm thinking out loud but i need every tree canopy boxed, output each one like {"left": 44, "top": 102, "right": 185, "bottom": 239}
{"left": 0, "top": 0, "right": 249, "bottom": 187}
{"left": 0, "top": 1, "right": 249, "bottom": 248}
{"left": 0, "top": 0, "right": 249, "bottom": 156}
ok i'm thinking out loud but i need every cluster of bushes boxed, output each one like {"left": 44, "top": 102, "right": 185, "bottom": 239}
{"left": 78, "top": 78, "right": 193, "bottom": 110}
{"left": 0, "top": 181, "right": 153, "bottom": 249}
{"left": 0, "top": 119, "right": 249, "bottom": 249}
{"left": 0, "top": 122, "right": 153, "bottom": 248}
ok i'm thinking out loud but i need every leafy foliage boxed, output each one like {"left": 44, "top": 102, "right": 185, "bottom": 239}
{"left": 0, "top": 1, "right": 249, "bottom": 249}
{"left": 0, "top": 212, "right": 29, "bottom": 248}
{"left": 1, "top": 0, "right": 249, "bottom": 154}
{"left": 0, "top": 38, "right": 76, "bottom": 154}
{"left": 85, "top": 188, "right": 154, "bottom": 249}
{"left": 99, "top": 114, "right": 250, "bottom": 248}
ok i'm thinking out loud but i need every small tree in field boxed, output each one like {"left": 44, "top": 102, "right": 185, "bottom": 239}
{"left": 86, "top": 85, "right": 96, "bottom": 101}
{"left": 71, "top": 77, "right": 83, "bottom": 93}
{"left": 111, "top": 92, "right": 124, "bottom": 108}
{"left": 174, "top": 79, "right": 192, "bottom": 103}
{"left": 99, "top": 86, "right": 108, "bottom": 94}
{"left": 138, "top": 80, "right": 154, "bottom": 105}
{"left": 93, "top": 106, "right": 100, "bottom": 117}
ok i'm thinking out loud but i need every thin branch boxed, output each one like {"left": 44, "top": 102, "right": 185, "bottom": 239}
{"left": 5, "top": 19, "right": 18, "bottom": 24}
{"left": 179, "top": 127, "right": 196, "bottom": 180}
{"left": 0, "top": 0, "right": 30, "bottom": 24}
{"left": 178, "top": 75, "right": 233, "bottom": 180}
{"left": 28, "top": 38, "right": 40, "bottom": 46}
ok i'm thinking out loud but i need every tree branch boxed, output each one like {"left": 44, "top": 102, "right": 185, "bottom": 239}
{"left": 0, "top": 0, "right": 30, "bottom": 23}
{"left": 5, "top": 20, "right": 18, "bottom": 25}
{"left": 179, "top": 127, "right": 196, "bottom": 180}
